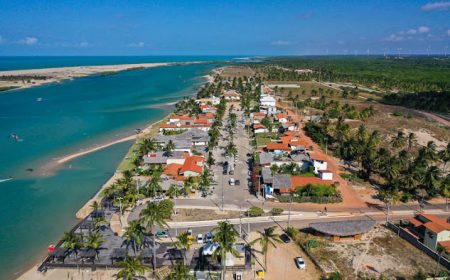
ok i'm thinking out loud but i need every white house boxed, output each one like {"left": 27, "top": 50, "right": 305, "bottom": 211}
{"left": 318, "top": 170, "right": 333, "bottom": 180}
{"left": 211, "top": 96, "right": 220, "bottom": 105}
{"left": 310, "top": 154, "right": 328, "bottom": 174}
{"left": 275, "top": 113, "right": 288, "bottom": 123}
{"left": 260, "top": 94, "right": 276, "bottom": 107}
{"left": 253, "top": 124, "right": 269, "bottom": 134}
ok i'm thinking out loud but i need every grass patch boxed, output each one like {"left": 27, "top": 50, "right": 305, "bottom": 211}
{"left": 255, "top": 132, "right": 278, "bottom": 147}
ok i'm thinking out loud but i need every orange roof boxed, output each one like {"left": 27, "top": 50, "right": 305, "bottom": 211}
{"left": 194, "top": 119, "right": 209, "bottom": 124}
{"left": 409, "top": 217, "right": 424, "bottom": 227}
{"left": 253, "top": 112, "right": 266, "bottom": 117}
{"left": 412, "top": 214, "right": 450, "bottom": 233}
{"left": 254, "top": 124, "right": 267, "bottom": 129}
{"left": 224, "top": 92, "right": 240, "bottom": 96}
{"left": 179, "top": 156, "right": 204, "bottom": 174}
{"left": 160, "top": 123, "right": 178, "bottom": 129}
{"left": 277, "top": 113, "right": 287, "bottom": 119}
{"left": 424, "top": 222, "right": 447, "bottom": 233}
{"left": 163, "top": 163, "right": 182, "bottom": 176}
{"left": 280, "top": 135, "right": 293, "bottom": 144}
{"left": 178, "top": 115, "right": 196, "bottom": 121}
{"left": 198, "top": 113, "right": 215, "bottom": 119}
{"left": 289, "top": 139, "right": 309, "bottom": 147}
{"left": 310, "top": 153, "right": 328, "bottom": 162}
{"left": 266, "top": 142, "right": 290, "bottom": 151}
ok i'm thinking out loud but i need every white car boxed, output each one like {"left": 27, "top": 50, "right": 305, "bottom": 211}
{"left": 197, "top": 233, "right": 204, "bottom": 244}
{"left": 229, "top": 178, "right": 235, "bottom": 186}
{"left": 295, "top": 257, "right": 306, "bottom": 269}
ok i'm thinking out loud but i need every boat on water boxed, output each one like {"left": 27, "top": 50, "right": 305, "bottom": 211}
{"left": 36, "top": 97, "right": 43, "bottom": 102}
{"left": 0, "top": 178, "right": 13, "bottom": 183}
{"left": 8, "top": 133, "right": 23, "bottom": 142}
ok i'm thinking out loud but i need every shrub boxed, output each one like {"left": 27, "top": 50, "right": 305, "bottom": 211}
{"left": 285, "top": 227, "right": 297, "bottom": 239}
{"left": 270, "top": 208, "right": 284, "bottom": 215}
{"left": 248, "top": 206, "right": 264, "bottom": 217}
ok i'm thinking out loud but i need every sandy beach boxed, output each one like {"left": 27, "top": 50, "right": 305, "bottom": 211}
{"left": 0, "top": 62, "right": 179, "bottom": 91}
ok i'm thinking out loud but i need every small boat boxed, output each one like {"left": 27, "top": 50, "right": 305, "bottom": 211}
{"left": 9, "top": 133, "right": 22, "bottom": 142}
{"left": 36, "top": 97, "right": 43, "bottom": 102}
{"left": 0, "top": 178, "right": 13, "bottom": 183}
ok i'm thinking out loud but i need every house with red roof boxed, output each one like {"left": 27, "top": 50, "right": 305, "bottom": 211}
{"left": 409, "top": 214, "right": 450, "bottom": 251}
{"left": 266, "top": 142, "right": 291, "bottom": 153}
{"left": 310, "top": 153, "right": 328, "bottom": 173}
{"left": 275, "top": 113, "right": 288, "bottom": 123}
{"left": 253, "top": 123, "right": 269, "bottom": 134}
{"left": 179, "top": 155, "right": 205, "bottom": 177}
{"left": 223, "top": 90, "right": 240, "bottom": 101}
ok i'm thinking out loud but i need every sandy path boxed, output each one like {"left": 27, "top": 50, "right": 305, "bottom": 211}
{"left": 413, "top": 109, "right": 450, "bottom": 127}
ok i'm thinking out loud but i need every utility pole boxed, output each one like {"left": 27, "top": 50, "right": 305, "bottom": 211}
{"left": 221, "top": 174, "right": 224, "bottom": 211}
{"left": 287, "top": 196, "right": 292, "bottom": 229}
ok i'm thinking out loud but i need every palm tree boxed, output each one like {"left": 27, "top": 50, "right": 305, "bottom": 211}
{"left": 407, "top": 132, "right": 417, "bottom": 151}
{"left": 164, "top": 140, "right": 176, "bottom": 157}
{"left": 442, "top": 175, "right": 450, "bottom": 211}
{"left": 439, "top": 143, "right": 450, "bottom": 171}
{"left": 141, "top": 138, "right": 157, "bottom": 155}
{"left": 206, "top": 152, "right": 215, "bottom": 168}
{"left": 165, "top": 263, "right": 195, "bottom": 280}
{"left": 61, "top": 231, "right": 82, "bottom": 258}
{"left": 91, "top": 201, "right": 100, "bottom": 213}
{"left": 173, "top": 231, "right": 191, "bottom": 264}
{"left": 422, "top": 165, "right": 442, "bottom": 197}
{"left": 391, "top": 131, "right": 407, "bottom": 151}
{"left": 199, "top": 170, "right": 212, "bottom": 193}
{"left": 93, "top": 216, "right": 109, "bottom": 232}
{"left": 115, "top": 256, "right": 148, "bottom": 280}
{"left": 123, "top": 220, "right": 145, "bottom": 253}
{"left": 84, "top": 232, "right": 103, "bottom": 259}
{"left": 378, "top": 188, "right": 400, "bottom": 223}
{"left": 250, "top": 226, "right": 282, "bottom": 271}
{"left": 423, "top": 141, "right": 438, "bottom": 161}
{"left": 140, "top": 202, "right": 169, "bottom": 271}
{"left": 213, "top": 221, "right": 240, "bottom": 280}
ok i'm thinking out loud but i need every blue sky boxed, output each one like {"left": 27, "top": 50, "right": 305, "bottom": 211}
{"left": 0, "top": 0, "right": 449, "bottom": 56}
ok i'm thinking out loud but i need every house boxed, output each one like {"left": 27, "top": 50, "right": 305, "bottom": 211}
{"left": 250, "top": 112, "right": 266, "bottom": 124}
{"left": 223, "top": 90, "right": 240, "bottom": 101}
{"left": 154, "top": 128, "right": 210, "bottom": 148}
{"left": 199, "top": 104, "right": 216, "bottom": 114}
{"left": 318, "top": 170, "right": 333, "bottom": 180}
{"left": 260, "top": 94, "right": 276, "bottom": 107}
{"left": 143, "top": 151, "right": 188, "bottom": 167}
{"left": 253, "top": 124, "right": 269, "bottom": 134}
{"left": 310, "top": 154, "right": 328, "bottom": 173}
{"left": 179, "top": 155, "right": 205, "bottom": 177}
{"left": 258, "top": 152, "right": 273, "bottom": 166}
{"left": 310, "top": 220, "right": 376, "bottom": 241}
{"left": 211, "top": 96, "right": 220, "bottom": 105}
{"left": 266, "top": 143, "right": 290, "bottom": 154}
{"left": 409, "top": 214, "right": 450, "bottom": 251}
{"left": 275, "top": 113, "right": 288, "bottom": 123}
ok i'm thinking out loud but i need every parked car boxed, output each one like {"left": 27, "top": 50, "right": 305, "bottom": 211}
{"left": 223, "top": 169, "right": 228, "bottom": 175}
{"left": 187, "top": 228, "right": 193, "bottom": 240}
{"left": 205, "top": 232, "right": 214, "bottom": 243}
{"left": 229, "top": 178, "right": 235, "bottom": 186}
{"left": 155, "top": 230, "right": 169, "bottom": 238}
{"left": 197, "top": 234, "right": 204, "bottom": 244}
{"left": 202, "top": 242, "right": 219, "bottom": 256}
{"left": 229, "top": 170, "right": 234, "bottom": 175}
{"left": 235, "top": 179, "right": 240, "bottom": 186}
{"left": 280, "top": 233, "right": 291, "bottom": 243}
{"left": 153, "top": 196, "right": 164, "bottom": 203}
{"left": 295, "top": 257, "right": 306, "bottom": 269}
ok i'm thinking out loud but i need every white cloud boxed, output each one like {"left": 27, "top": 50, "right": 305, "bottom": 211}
{"left": 406, "top": 29, "right": 417, "bottom": 35}
{"left": 271, "top": 40, "right": 293, "bottom": 46}
{"left": 418, "top": 26, "right": 430, "bottom": 33}
{"left": 384, "top": 34, "right": 405, "bottom": 42}
{"left": 128, "top": 42, "right": 145, "bottom": 48}
{"left": 421, "top": 1, "right": 450, "bottom": 11}
{"left": 21, "top": 37, "right": 38, "bottom": 45}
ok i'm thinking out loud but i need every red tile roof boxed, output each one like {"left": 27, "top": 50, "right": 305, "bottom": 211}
{"left": 410, "top": 214, "right": 450, "bottom": 233}
{"left": 253, "top": 112, "right": 266, "bottom": 117}
{"left": 439, "top": 240, "right": 450, "bottom": 251}
{"left": 310, "top": 153, "right": 328, "bottom": 162}
{"left": 160, "top": 123, "right": 178, "bottom": 129}
{"left": 266, "top": 142, "right": 290, "bottom": 151}
{"left": 179, "top": 156, "right": 204, "bottom": 174}
{"left": 276, "top": 113, "right": 287, "bottom": 119}
{"left": 253, "top": 124, "right": 267, "bottom": 129}
{"left": 163, "top": 163, "right": 182, "bottom": 176}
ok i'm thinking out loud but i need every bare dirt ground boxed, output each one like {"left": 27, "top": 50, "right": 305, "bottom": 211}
{"left": 218, "top": 66, "right": 255, "bottom": 79}
{"left": 171, "top": 208, "right": 241, "bottom": 222}
{"left": 250, "top": 230, "right": 322, "bottom": 280}
{"left": 297, "top": 225, "right": 447, "bottom": 279}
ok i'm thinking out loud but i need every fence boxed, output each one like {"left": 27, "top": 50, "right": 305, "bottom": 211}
{"left": 386, "top": 222, "right": 450, "bottom": 270}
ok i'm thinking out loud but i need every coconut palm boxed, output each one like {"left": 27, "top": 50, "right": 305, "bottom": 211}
{"left": 391, "top": 131, "right": 407, "bottom": 151}
{"left": 123, "top": 220, "right": 146, "bottom": 253}
{"left": 213, "top": 221, "right": 240, "bottom": 280}
{"left": 93, "top": 216, "right": 109, "bottom": 232}
{"left": 173, "top": 231, "right": 191, "bottom": 264}
{"left": 250, "top": 226, "right": 282, "bottom": 271}
{"left": 84, "top": 232, "right": 103, "bottom": 259}
{"left": 199, "top": 169, "right": 212, "bottom": 193}
{"left": 140, "top": 138, "right": 157, "bottom": 155}
{"left": 422, "top": 165, "right": 442, "bottom": 197}
{"left": 439, "top": 143, "right": 450, "bottom": 171}
{"left": 407, "top": 132, "right": 417, "bottom": 151}
{"left": 440, "top": 175, "right": 450, "bottom": 212}
{"left": 115, "top": 256, "right": 148, "bottom": 280}
{"left": 140, "top": 202, "right": 169, "bottom": 271}
{"left": 61, "top": 231, "right": 82, "bottom": 258}
{"left": 164, "top": 140, "right": 176, "bottom": 157}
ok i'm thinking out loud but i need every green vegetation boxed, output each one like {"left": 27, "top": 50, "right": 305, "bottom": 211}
{"left": 293, "top": 183, "right": 342, "bottom": 203}
{"left": 254, "top": 56, "right": 450, "bottom": 92}
{"left": 382, "top": 91, "right": 450, "bottom": 113}
{"left": 270, "top": 207, "right": 284, "bottom": 215}
{"left": 255, "top": 132, "right": 277, "bottom": 146}
{"left": 250, "top": 226, "right": 282, "bottom": 271}
{"left": 247, "top": 206, "right": 264, "bottom": 217}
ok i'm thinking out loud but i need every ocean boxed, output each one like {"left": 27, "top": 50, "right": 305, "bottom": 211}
{"left": 0, "top": 57, "right": 221, "bottom": 279}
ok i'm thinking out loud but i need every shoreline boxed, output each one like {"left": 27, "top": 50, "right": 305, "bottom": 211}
{"left": 0, "top": 61, "right": 202, "bottom": 92}
{"left": 14, "top": 71, "right": 213, "bottom": 280}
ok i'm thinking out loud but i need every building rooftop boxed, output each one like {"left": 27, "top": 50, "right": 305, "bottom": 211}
{"left": 310, "top": 220, "right": 376, "bottom": 236}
